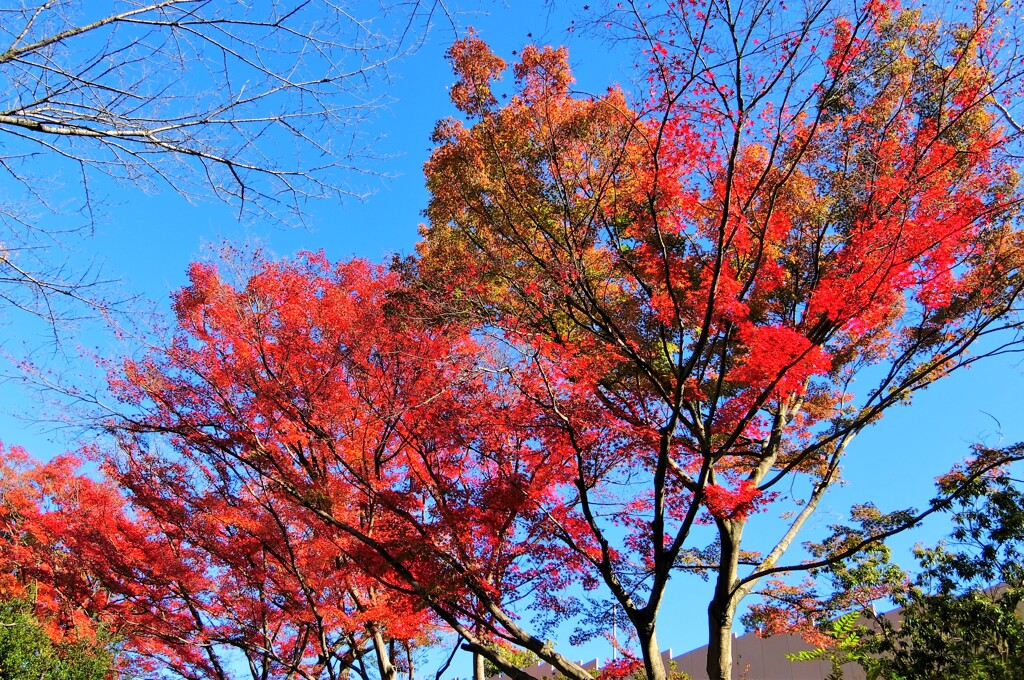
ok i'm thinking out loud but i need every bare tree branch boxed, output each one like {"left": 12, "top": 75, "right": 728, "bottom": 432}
{"left": 0, "top": 0, "right": 450, "bottom": 326}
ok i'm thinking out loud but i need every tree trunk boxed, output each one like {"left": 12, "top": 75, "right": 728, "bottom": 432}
{"left": 370, "top": 626, "right": 398, "bottom": 680}
{"left": 706, "top": 519, "right": 744, "bottom": 680}
{"left": 639, "top": 622, "right": 669, "bottom": 680}
{"left": 706, "top": 597, "right": 737, "bottom": 680}
{"left": 474, "top": 650, "right": 486, "bottom": 680}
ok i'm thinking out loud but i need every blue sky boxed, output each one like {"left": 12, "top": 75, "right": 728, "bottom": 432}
{"left": 1, "top": 0, "right": 1023, "bottom": 676}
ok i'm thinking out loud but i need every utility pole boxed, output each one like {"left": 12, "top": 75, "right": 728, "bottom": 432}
{"left": 612, "top": 606, "right": 617, "bottom": 662}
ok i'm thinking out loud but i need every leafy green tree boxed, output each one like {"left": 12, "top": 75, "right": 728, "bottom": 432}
{"left": 482, "top": 644, "right": 540, "bottom": 678}
{"left": 775, "top": 451, "right": 1024, "bottom": 679}
{"left": 867, "top": 462, "right": 1024, "bottom": 679}
{"left": 0, "top": 597, "right": 116, "bottom": 680}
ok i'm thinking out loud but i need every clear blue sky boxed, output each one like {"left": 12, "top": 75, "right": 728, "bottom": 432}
{"left": 1, "top": 1, "right": 1022, "bottom": 677}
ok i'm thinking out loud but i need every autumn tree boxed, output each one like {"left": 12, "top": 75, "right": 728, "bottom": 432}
{"left": 413, "top": 0, "right": 1024, "bottom": 678}
{"left": 0, "top": 0, "right": 449, "bottom": 324}
{"left": 0, "top": 439, "right": 436, "bottom": 680}
{"left": 104, "top": 1, "right": 1024, "bottom": 680}
{"left": 110, "top": 252, "right": 603, "bottom": 680}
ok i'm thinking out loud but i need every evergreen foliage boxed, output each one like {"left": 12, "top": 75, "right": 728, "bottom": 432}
{"left": 0, "top": 597, "right": 116, "bottom": 680}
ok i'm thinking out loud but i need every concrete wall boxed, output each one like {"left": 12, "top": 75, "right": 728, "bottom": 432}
{"left": 491, "top": 631, "right": 864, "bottom": 680}
{"left": 668, "top": 632, "right": 862, "bottom": 679}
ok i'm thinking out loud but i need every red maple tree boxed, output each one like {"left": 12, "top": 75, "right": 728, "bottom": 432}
{"left": 110, "top": 253, "right": 583, "bottom": 679}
